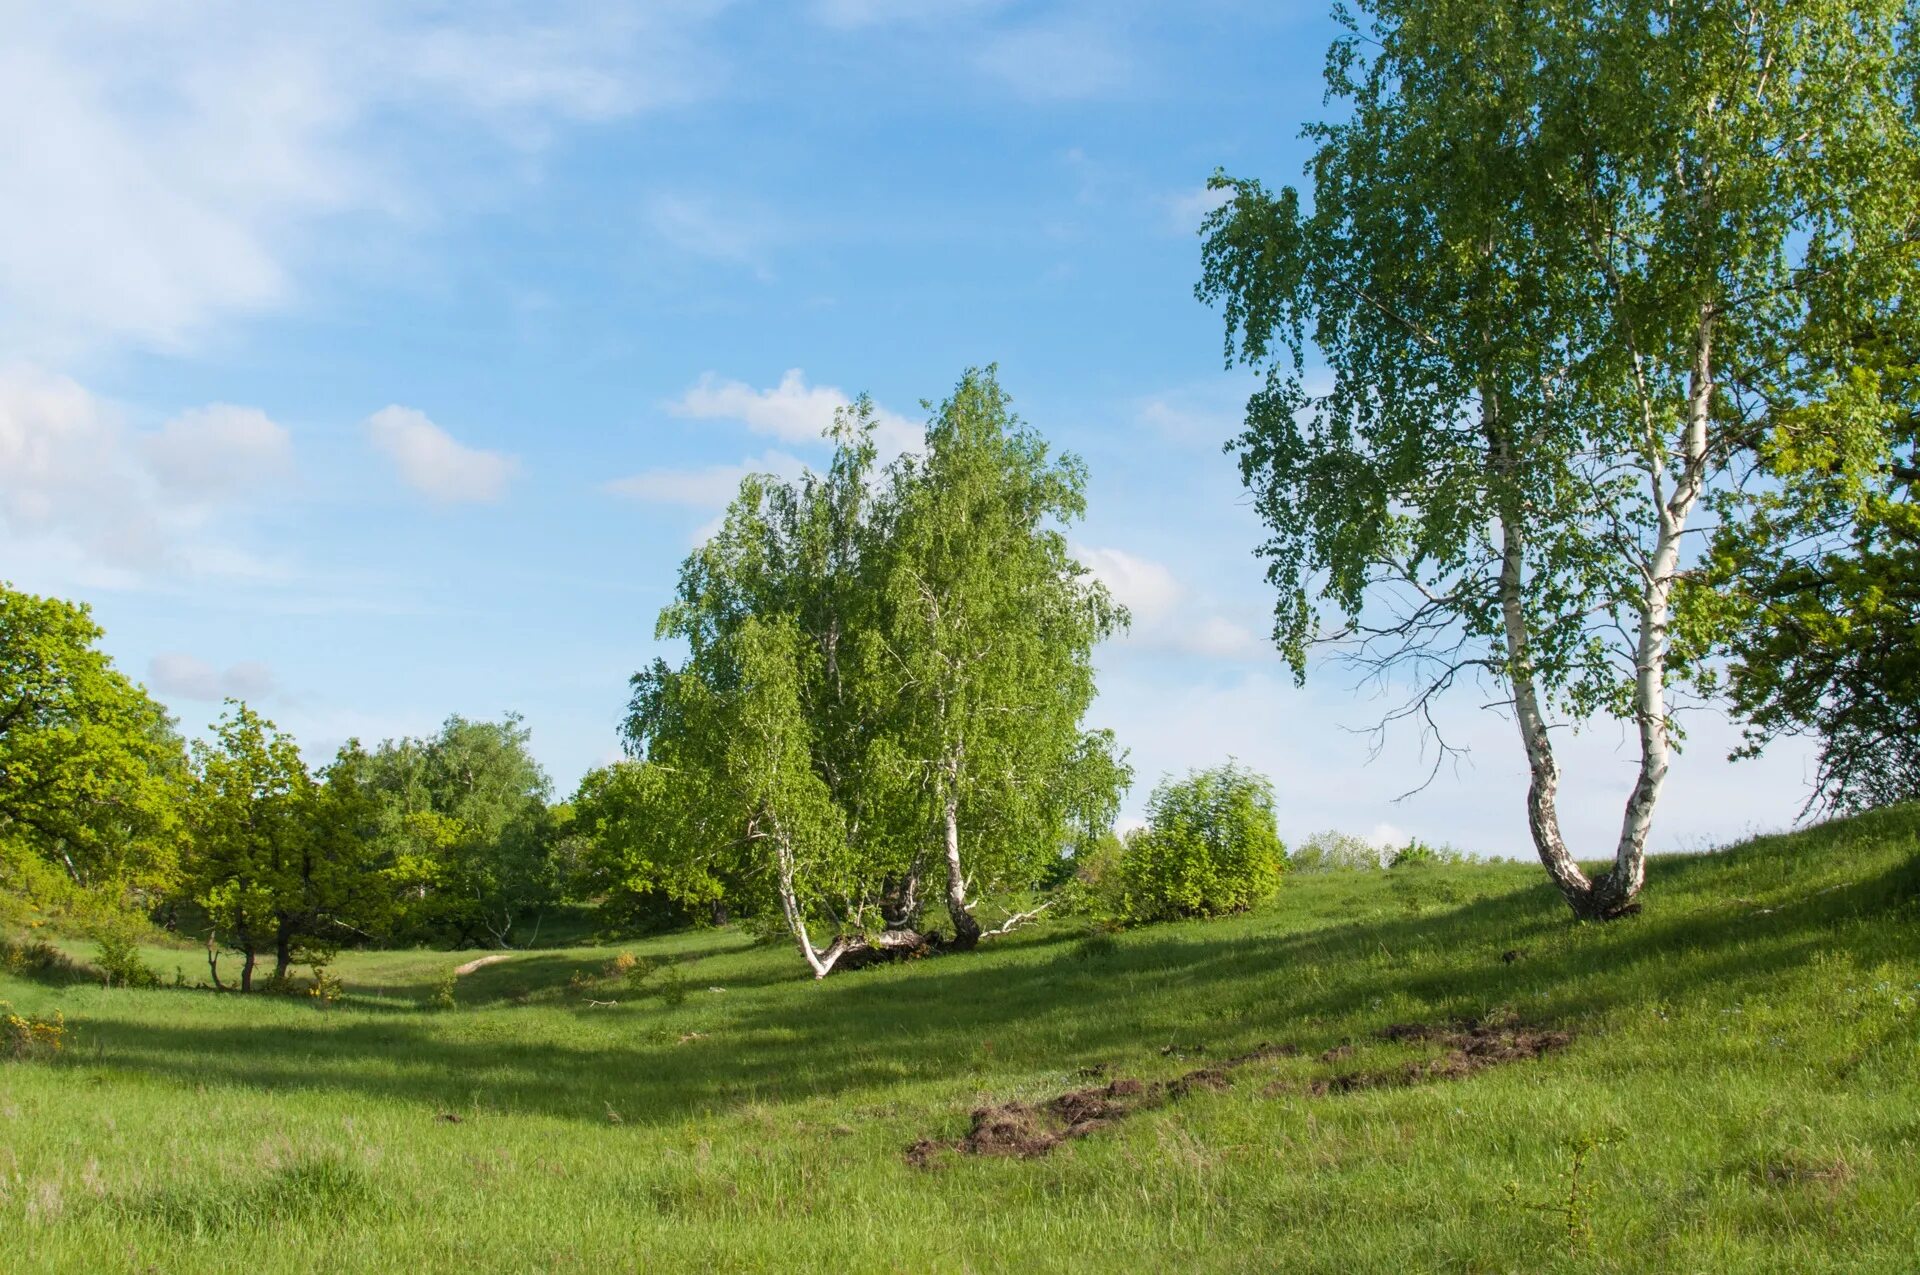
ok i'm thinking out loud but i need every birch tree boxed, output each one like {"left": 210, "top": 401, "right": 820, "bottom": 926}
{"left": 1199, "top": 0, "right": 1917, "bottom": 917}
{"left": 624, "top": 377, "right": 1129, "bottom": 974}
{"left": 878, "top": 368, "right": 1128, "bottom": 944}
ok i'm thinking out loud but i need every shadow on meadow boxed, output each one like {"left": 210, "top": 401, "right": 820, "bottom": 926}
{"left": 64, "top": 808, "right": 1920, "bottom": 1130}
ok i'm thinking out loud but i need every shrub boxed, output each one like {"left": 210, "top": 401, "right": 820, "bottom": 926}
{"left": 307, "top": 965, "right": 344, "bottom": 1009}
{"left": 429, "top": 968, "right": 458, "bottom": 1010}
{"left": 655, "top": 964, "right": 688, "bottom": 1009}
{"left": 1291, "top": 829, "right": 1386, "bottom": 871}
{"left": 1, "top": 937, "right": 81, "bottom": 983}
{"left": 2, "top": 1004, "right": 72, "bottom": 1060}
{"left": 1389, "top": 838, "right": 1466, "bottom": 869}
{"left": 92, "top": 928, "right": 161, "bottom": 989}
{"left": 1114, "top": 763, "right": 1286, "bottom": 924}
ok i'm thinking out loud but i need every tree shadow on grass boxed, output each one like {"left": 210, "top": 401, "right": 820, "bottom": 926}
{"left": 65, "top": 823, "right": 1920, "bottom": 1129}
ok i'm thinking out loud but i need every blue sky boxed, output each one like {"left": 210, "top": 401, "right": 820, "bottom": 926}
{"left": 1, "top": 0, "right": 1816, "bottom": 855}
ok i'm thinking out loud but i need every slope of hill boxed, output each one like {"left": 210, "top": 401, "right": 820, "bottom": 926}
{"left": 4, "top": 806, "right": 1917, "bottom": 1273}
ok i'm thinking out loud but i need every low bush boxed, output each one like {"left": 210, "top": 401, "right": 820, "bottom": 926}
{"left": 93, "top": 928, "right": 162, "bottom": 989}
{"left": 2, "top": 1004, "right": 72, "bottom": 1060}
{"left": 1389, "top": 838, "right": 1466, "bottom": 869}
{"left": 1291, "top": 829, "right": 1386, "bottom": 871}
{"left": 1114, "top": 762, "right": 1286, "bottom": 924}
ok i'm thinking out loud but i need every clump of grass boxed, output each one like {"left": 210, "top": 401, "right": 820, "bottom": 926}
{"left": 1072, "top": 927, "right": 1121, "bottom": 961}
{"left": 655, "top": 963, "right": 688, "bottom": 1008}
{"left": 126, "top": 1152, "right": 377, "bottom": 1237}
{"left": 429, "top": 967, "right": 458, "bottom": 1010}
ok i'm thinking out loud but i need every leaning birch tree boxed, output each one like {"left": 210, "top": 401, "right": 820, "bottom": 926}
{"left": 1199, "top": 0, "right": 1917, "bottom": 917}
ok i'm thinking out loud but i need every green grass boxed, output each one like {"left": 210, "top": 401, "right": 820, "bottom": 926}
{"left": 4, "top": 807, "right": 1919, "bottom": 1273}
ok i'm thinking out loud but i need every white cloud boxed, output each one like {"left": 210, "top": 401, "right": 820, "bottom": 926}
{"left": 0, "top": 3, "right": 723, "bottom": 356}
{"left": 668, "top": 370, "right": 921, "bottom": 456}
{"left": 1077, "top": 543, "right": 1272, "bottom": 662}
{"left": 1166, "top": 184, "right": 1233, "bottom": 234}
{"left": 0, "top": 362, "right": 291, "bottom": 583}
{"left": 364, "top": 406, "right": 519, "bottom": 505}
{"left": 142, "top": 404, "right": 293, "bottom": 499}
{"left": 147, "top": 652, "right": 277, "bottom": 703}
{"left": 645, "top": 194, "right": 777, "bottom": 277}
{"left": 974, "top": 21, "right": 1130, "bottom": 101}
{"left": 603, "top": 451, "right": 808, "bottom": 508}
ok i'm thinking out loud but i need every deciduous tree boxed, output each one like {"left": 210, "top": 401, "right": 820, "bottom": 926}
{"left": 1199, "top": 0, "right": 1917, "bottom": 917}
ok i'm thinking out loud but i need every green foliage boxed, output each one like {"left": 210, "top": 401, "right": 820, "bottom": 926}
{"left": 307, "top": 964, "right": 343, "bottom": 1009}
{"left": 1290, "top": 829, "right": 1385, "bottom": 872}
{"left": 1680, "top": 318, "right": 1920, "bottom": 815}
{"left": 360, "top": 714, "right": 560, "bottom": 947}
{"left": 0, "top": 934, "right": 81, "bottom": 983}
{"left": 624, "top": 369, "right": 1128, "bottom": 972}
{"left": 1389, "top": 838, "right": 1465, "bottom": 870}
{"left": 183, "top": 702, "right": 315, "bottom": 992}
{"left": 0, "top": 583, "right": 187, "bottom": 911}
{"left": 92, "top": 924, "right": 161, "bottom": 989}
{"left": 1197, "top": 0, "right": 1920, "bottom": 911}
{"left": 429, "top": 967, "right": 458, "bottom": 1011}
{"left": 1, "top": 1002, "right": 71, "bottom": 1060}
{"left": 1114, "top": 763, "right": 1285, "bottom": 923}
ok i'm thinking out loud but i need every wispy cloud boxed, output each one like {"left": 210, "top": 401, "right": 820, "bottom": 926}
{"left": 668, "top": 369, "right": 921, "bottom": 455}
{"left": 147, "top": 652, "right": 278, "bottom": 703}
{"left": 0, "top": 362, "right": 295, "bottom": 584}
{"left": 1077, "top": 543, "right": 1273, "bottom": 662}
{"left": 0, "top": 3, "right": 727, "bottom": 356}
{"left": 364, "top": 406, "right": 519, "bottom": 505}
{"left": 974, "top": 20, "right": 1130, "bottom": 101}
{"left": 603, "top": 451, "right": 808, "bottom": 508}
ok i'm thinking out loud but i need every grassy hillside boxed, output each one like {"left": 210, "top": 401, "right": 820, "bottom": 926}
{"left": 4, "top": 807, "right": 1918, "bottom": 1273}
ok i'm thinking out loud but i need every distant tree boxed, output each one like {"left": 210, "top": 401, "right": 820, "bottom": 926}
{"left": 0, "top": 583, "right": 186, "bottom": 909}
{"left": 569, "top": 762, "right": 715, "bottom": 933}
{"left": 361, "top": 714, "right": 558, "bottom": 946}
{"left": 627, "top": 373, "right": 1129, "bottom": 975}
{"left": 184, "top": 703, "right": 313, "bottom": 992}
{"left": 1291, "top": 830, "right": 1386, "bottom": 872}
{"left": 1199, "top": 0, "right": 1917, "bottom": 918}
{"left": 1114, "top": 763, "right": 1286, "bottom": 923}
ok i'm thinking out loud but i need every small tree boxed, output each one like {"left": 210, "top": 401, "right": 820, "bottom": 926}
{"left": 184, "top": 703, "right": 312, "bottom": 992}
{"left": 1115, "top": 763, "right": 1285, "bottom": 924}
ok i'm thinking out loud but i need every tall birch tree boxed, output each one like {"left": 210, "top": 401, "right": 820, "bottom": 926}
{"left": 1199, "top": 0, "right": 1917, "bottom": 917}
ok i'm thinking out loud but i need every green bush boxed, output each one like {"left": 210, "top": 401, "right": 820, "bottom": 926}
{"left": 1114, "top": 763, "right": 1286, "bottom": 924}
{"left": 93, "top": 928, "right": 161, "bottom": 989}
{"left": 1291, "top": 829, "right": 1386, "bottom": 871}
{"left": 1389, "top": 837, "right": 1466, "bottom": 868}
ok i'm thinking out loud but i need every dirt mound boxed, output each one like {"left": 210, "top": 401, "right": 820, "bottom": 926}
{"left": 908, "top": 1044, "right": 1296, "bottom": 1165}
{"left": 1285, "top": 1019, "right": 1573, "bottom": 1095}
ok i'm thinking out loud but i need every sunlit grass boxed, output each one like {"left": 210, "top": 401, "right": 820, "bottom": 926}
{"left": 4, "top": 806, "right": 1917, "bottom": 1272}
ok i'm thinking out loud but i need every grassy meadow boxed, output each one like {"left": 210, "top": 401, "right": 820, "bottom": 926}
{"left": 4, "top": 807, "right": 1918, "bottom": 1273}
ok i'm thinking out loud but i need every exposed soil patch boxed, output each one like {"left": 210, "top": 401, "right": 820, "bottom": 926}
{"left": 1275, "top": 1019, "right": 1573, "bottom": 1096}
{"left": 911, "top": 1021, "right": 1573, "bottom": 1165}
{"left": 452, "top": 954, "right": 513, "bottom": 977}
{"left": 907, "top": 1043, "right": 1297, "bottom": 1166}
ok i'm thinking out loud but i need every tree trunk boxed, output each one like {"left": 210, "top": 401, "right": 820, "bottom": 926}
{"left": 274, "top": 919, "right": 294, "bottom": 983}
{"left": 941, "top": 787, "right": 982, "bottom": 948}
{"left": 239, "top": 947, "right": 257, "bottom": 994}
{"left": 1491, "top": 311, "right": 1714, "bottom": 921}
